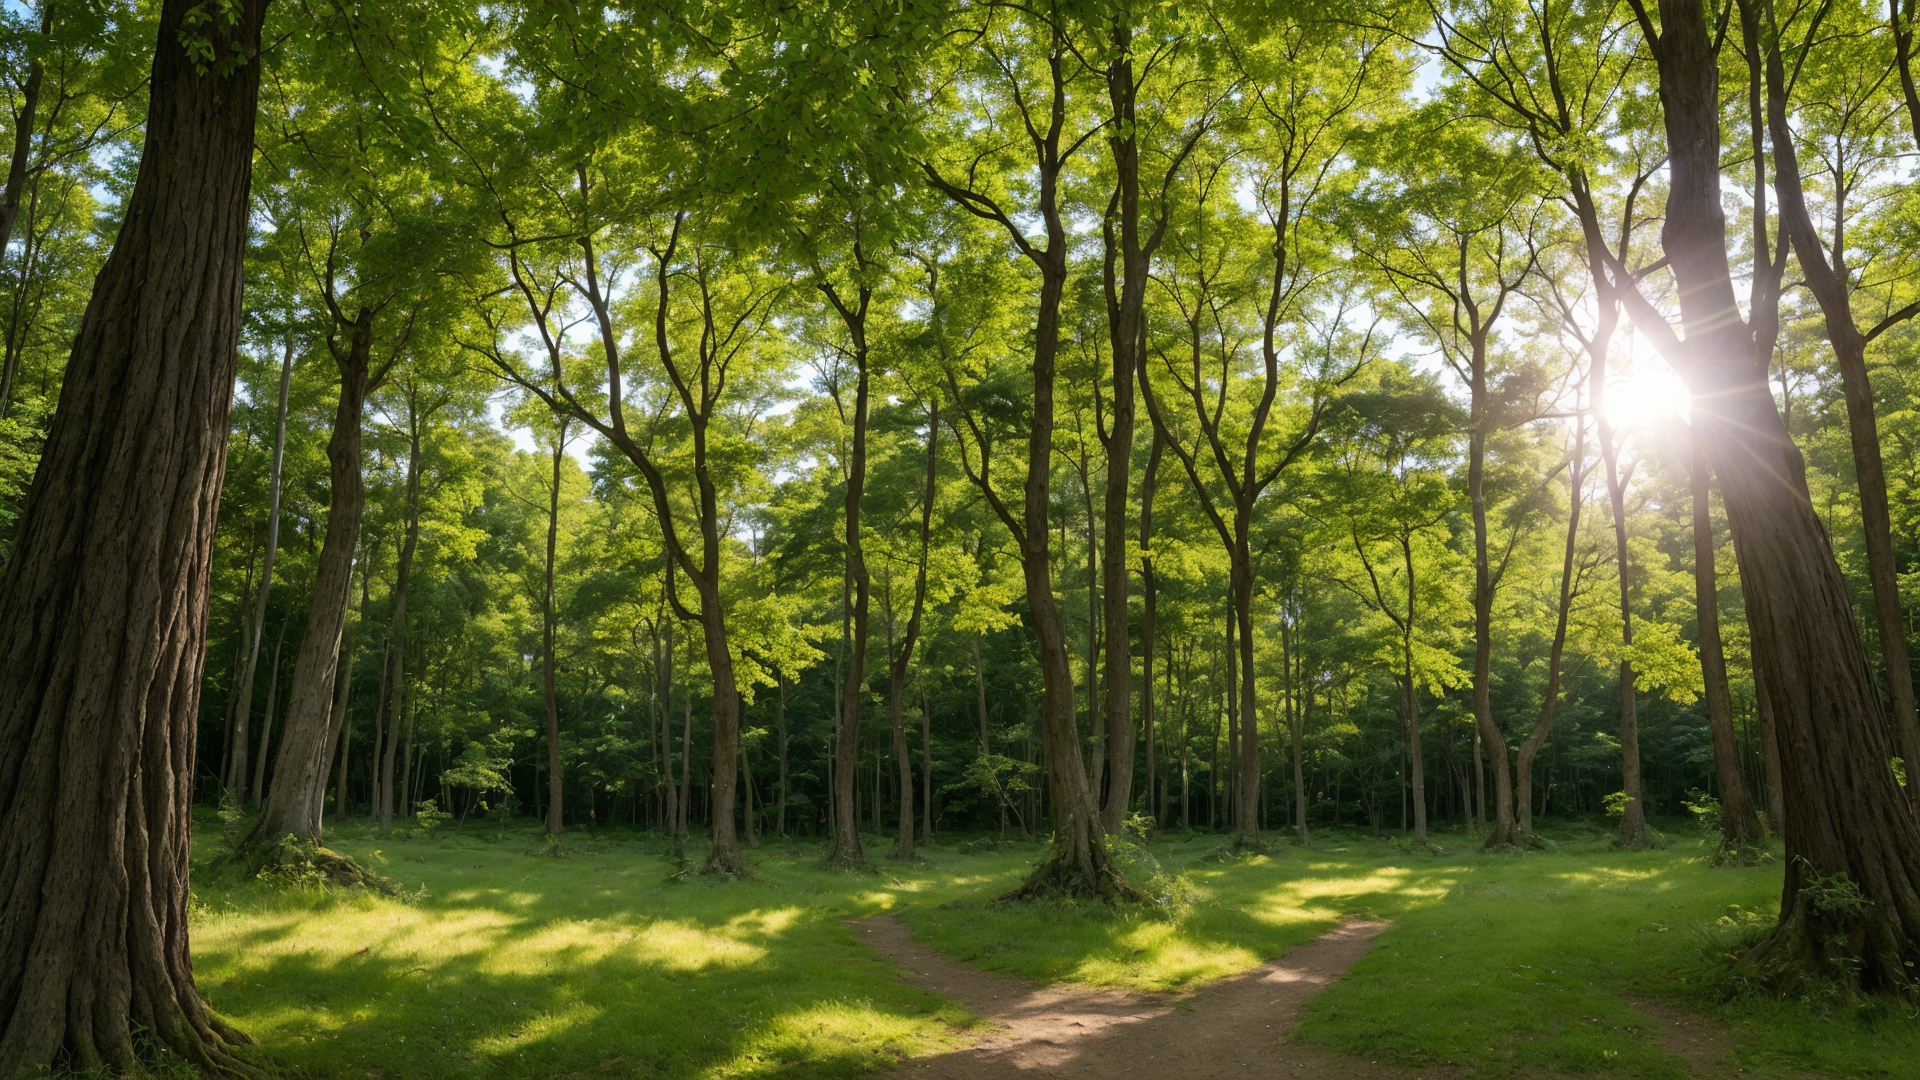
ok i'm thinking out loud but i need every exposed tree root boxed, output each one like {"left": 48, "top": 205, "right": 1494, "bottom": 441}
{"left": 1231, "top": 833, "right": 1276, "bottom": 856}
{"left": 239, "top": 835, "right": 396, "bottom": 895}
{"left": 1709, "top": 839, "right": 1774, "bottom": 867}
{"left": 1739, "top": 865, "right": 1920, "bottom": 998}
{"left": 997, "top": 845, "right": 1142, "bottom": 903}
{"left": 703, "top": 846, "right": 753, "bottom": 877}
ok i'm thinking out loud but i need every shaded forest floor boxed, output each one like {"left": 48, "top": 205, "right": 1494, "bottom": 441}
{"left": 187, "top": 813, "right": 1920, "bottom": 1079}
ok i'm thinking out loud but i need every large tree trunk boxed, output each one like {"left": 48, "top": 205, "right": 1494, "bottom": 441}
{"left": 1517, "top": 416, "right": 1586, "bottom": 841}
{"left": 1639, "top": 0, "right": 1920, "bottom": 989}
{"left": 0, "top": 0, "right": 268, "bottom": 1072}
{"left": 1761, "top": 26, "right": 1920, "bottom": 808}
{"left": 243, "top": 315, "right": 375, "bottom": 851}
{"left": 1690, "top": 422, "right": 1767, "bottom": 851}
{"left": 542, "top": 422, "right": 568, "bottom": 836}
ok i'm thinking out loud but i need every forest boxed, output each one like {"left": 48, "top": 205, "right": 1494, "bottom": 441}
{"left": 2, "top": 0, "right": 1920, "bottom": 1077}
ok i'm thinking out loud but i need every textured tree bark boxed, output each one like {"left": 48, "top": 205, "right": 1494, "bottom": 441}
{"left": 1761, "top": 24, "right": 1920, "bottom": 809}
{"left": 243, "top": 315, "right": 375, "bottom": 851}
{"left": 0, "top": 0, "right": 269, "bottom": 1072}
{"left": 1634, "top": 0, "right": 1920, "bottom": 988}
{"left": 1690, "top": 423, "right": 1767, "bottom": 850}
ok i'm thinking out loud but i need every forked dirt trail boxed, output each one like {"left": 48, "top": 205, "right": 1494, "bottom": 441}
{"left": 856, "top": 915, "right": 1440, "bottom": 1079}
{"left": 857, "top": 915, "right": 1759, "bottom": 1079}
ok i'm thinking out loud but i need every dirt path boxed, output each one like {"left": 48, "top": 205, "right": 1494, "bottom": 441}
{"left": 854, "top": 915, "right": 1445, "bottom": 1079}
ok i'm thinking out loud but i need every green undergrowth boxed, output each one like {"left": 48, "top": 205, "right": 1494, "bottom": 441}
{"left": 186, "top": 813, "right": 1920, "bottom": 1079}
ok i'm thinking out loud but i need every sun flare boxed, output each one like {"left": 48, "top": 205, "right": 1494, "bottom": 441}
{"left": 1602, "top": 333, "right": 1692, "bottom": 428}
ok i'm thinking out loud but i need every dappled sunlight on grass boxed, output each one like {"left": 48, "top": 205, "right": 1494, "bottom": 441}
{"left": 701, "top": 999, "right": 979, "bottom": 1080}
{"left": 188, "top": 819, "right": 1917, "bottom": 1079}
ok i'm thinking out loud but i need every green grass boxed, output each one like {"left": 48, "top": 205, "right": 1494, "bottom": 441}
{"left": 188, "top": 815, "right": 1920, "bottom": 1079}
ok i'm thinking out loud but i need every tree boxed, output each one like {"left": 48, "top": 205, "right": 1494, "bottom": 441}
{"left": 1619, "top": 0, "right": 1920, "bottom": 991}
{"left": 0, "top": 0, "right": 269, "bottom": 1072}
{"left": 922, "top": 2, "right": 1134, "bottom": 898}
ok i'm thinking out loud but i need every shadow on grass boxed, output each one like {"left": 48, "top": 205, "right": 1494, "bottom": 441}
{"left": 192, "top": 827, "right": 1003, "bottom": 1079}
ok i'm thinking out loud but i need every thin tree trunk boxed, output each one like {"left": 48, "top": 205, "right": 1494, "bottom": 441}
{"left": 378, "top": 421, "right": 424, "bottom": 832}
{"left": 740, "top": 743, "right": 756, "bottom": 850}
{"left": 1402, "top": 534, "right": 1429, "bottom": 847}
{"left": 0, "top": 5, "right": 49, "bottom": 398}
{"left": 927, "top": 34, "right": 1128, "bottom": 899}
{"left": 229, "top": 332, "right": 294, "bottom": 808}
{"left": 542, "top": 420, "right": 569, "bottom": 837}
{"left": 329, "top": 639, "right": 354, "bottom": 823}
{"left": 329, "top": 540, "right": 374, "bottom": 825}
{"left": 658, "top": 618, "right": 678, "bottom": 850}
{"left": 1518, "top": 416, "right": 1586, "bottom": 840}
{"left": 244, "top": 310, "right": 379, "bottom": 851}
{"left": 0, "top": 0, "right": 269, "bottom": 1070}
{"left": 1141, "top": 434, "right": 1161, "bottom": 826}
{"left": 776, "top": 671, "right": 788, "bottom": 838}
{"left": 1292, "top": 624, "right": 1309, "bottom": 845}
{"left": 1597, "top": 386, "right": 1649, "bottom": 847}
{"left": 249, "top": 618, "right": 288, "bottom": 806}
{"left": 973, "top": 632, "right": 990, "bottom": 752}
{"left": 678, "top": 689, "right": 692, "bottom": 844}
{"left": 1467, "top": 367, "right": 1516, "bottom": 849}
{"left": 921, "top": 685, "right": 933, "bottom": 841}
{"left": 888, "top": 404, "right": 938, "bottom": 859}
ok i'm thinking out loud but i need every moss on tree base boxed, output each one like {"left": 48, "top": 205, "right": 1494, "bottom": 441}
{"left": 245, "top": 836, "right": 397, "bottom": 895}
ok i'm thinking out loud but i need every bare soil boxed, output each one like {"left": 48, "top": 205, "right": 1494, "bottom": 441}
{"left": 855, "top": 915, "right": 1462, "bottom": 1079}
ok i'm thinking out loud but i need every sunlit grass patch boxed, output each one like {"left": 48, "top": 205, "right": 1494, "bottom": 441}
{"left": 189, "top": 819, "right": 1920, "bottom": 1079}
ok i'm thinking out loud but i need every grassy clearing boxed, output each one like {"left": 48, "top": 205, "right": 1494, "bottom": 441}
{"left": 190, "top": 814, "right": 1920, "bottom": 1079}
